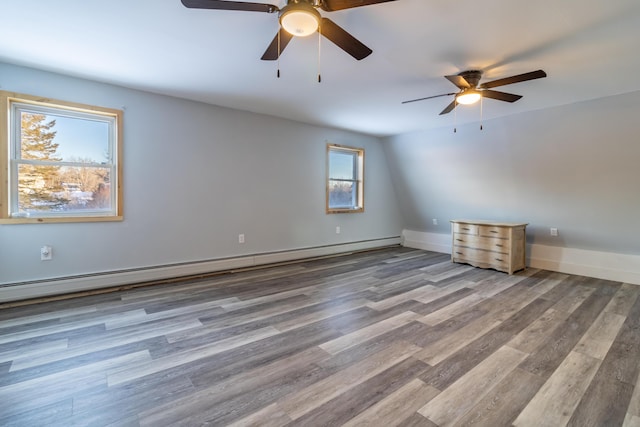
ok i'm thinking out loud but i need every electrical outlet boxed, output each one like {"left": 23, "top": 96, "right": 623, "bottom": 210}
{"left": 41, "top": 245, "right": 52, "bottom": 261}
{"left": 432, "top": 218, "right": 438, "bottom": 225}
{"left": 336, "top": 226, "right": 341, "bottom": 234}
{"left": 238, "top": 234, "right": 245, "bottom": 244}
{"left": 550, "top": 228, "right": 558, "bottom": 237}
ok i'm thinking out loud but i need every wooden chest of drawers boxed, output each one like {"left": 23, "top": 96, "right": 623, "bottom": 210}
{"left": 450, "top": 220, "right": 527, "bottom": 275}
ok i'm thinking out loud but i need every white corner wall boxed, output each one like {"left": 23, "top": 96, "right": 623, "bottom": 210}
{"left": 402, "top": 230, "right": 640, "bottom": 285}
{"left": 386, "top": 91, "right": 640, "bottom": 285}
{"left": 0, "top": 62, "right": 403, "bottom": 301}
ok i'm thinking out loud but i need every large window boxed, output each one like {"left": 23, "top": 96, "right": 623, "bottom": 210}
{"left": 0, "top": 92, "right": 123, "bottom": 223}
{"left": 326, "top": 144, "right": 364, "bottom": 214}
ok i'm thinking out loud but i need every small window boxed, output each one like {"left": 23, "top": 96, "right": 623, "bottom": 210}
{"left": 0, "top": 92, "right": 123, "bottom": 223}
{"left": 326, "top": 144, "right": 364, "bottom": 214}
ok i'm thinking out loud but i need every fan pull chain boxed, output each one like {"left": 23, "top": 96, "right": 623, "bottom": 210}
{"left": 453, "top": 99, "right": 457, "bottom": 133}
{"left": 480, "top": 95, "right": 483, "bottom": 130}
{"left": 277, "top": 29, "right": 281, "bottom": 78}
{"left": 317, "top": 23, "right": 322, "bottom": 83}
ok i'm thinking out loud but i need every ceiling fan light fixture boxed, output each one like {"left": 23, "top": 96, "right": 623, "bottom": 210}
{"left": 456, "top": 90, "right": 481, "bottom": 105}
{"left": 280, "top": 4, "right": 321, "bottom": 37}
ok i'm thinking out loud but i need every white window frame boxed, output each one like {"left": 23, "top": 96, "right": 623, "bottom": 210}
{"left": 326, "top": 143, "right": 364, "bottom": 214}
{"left": 0, "top": 91, "right": 123, "bottom": 224}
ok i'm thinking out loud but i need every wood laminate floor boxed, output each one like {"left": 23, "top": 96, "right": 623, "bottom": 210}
{"left": 1, "top": 247, "right": 639, "bottom": 427}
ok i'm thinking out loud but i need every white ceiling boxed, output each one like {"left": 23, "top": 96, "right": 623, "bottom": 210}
{"left": 1, "top": 0, "right": 639, "bottom": 136}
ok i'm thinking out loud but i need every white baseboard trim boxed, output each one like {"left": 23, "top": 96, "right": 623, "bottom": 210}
{"left": 527, "top": 244, "right": 640, "bottom": 285}
{"left": 402, "top": 229, "right": 640, "bottom": 286}
{"left": 0, "top": 237, "right": 401, "bottom": 303}
{"left": 402, "top": 230, "right": 452, "bottom": 254}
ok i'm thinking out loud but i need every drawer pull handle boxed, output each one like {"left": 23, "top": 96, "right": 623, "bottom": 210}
{"left": 490, "top": 230, "right": 499, "bottom": 234}
{"left": 456, "top": 252, "right": 464, "bottom": 255}
{"left": 462, "top": 227, "right": 471, "bottom": 230}
{"left": 495, "top": 244, "right": 503, "bottom": 247}
{"left": 456, "top": 238, "right": 464, "bottom": 242}
{"left": 495, "top": 258, "right": 504, "bottom": 262}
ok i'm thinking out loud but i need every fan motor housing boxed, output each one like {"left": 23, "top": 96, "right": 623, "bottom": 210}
{"left": 287, "top": 0, "right": 320, "bottom": 6}
{"left": 459, "top": 70, "right": 482, "bottom": 87}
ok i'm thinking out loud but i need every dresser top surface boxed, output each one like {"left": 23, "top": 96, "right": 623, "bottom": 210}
{"left": 451, "top": 219, "right": 528, "bottom": 228}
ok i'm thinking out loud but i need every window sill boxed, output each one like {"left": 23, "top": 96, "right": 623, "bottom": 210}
{"left": 0, "top": 216, "right": 123, "bottom": 225}
{"left": 326, "top": 208, "right": 364, "bottom": 214}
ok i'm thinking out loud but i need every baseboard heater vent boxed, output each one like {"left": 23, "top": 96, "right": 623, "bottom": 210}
{"left": 0, "top": 237, "right": 401, "bottom": 305}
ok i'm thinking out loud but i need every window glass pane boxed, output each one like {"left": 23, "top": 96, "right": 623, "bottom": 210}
{"left": 20, "top": 111, "right": 110, "bottom": 163}
{"left": 17, "top": 164, "right": 112, "bottom": 214}
{"left": 328, "top": 180, "right": 356, "bottom": 208}
{"left": 329, "top": 150, "right": 355, "bottom": 180}
{"left": 326, "top": 144, "right": 363, "bottom": 213}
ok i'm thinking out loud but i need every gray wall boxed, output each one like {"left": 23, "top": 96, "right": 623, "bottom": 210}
{"left": 0, "top": 62, "right": 403, "bottom": 284}
{"left": 384, "top": 91, "right": 640, "bottom": 256}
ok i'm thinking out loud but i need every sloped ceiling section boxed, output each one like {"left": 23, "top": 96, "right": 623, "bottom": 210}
{"left": 0, "top": 0, "right": 639, "bottom": 136}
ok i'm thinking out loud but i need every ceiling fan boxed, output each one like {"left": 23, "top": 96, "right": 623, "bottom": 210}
{"left": 402, "top": 69, "right": 547, "bottom": 115}
{"left": 180, "top": 0, "right": 397, "bottom": 61}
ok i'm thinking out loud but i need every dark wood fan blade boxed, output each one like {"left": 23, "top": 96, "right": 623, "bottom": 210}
{"left": 445, "top": 74, "right": 471, "bottom": 89}
{"left": 481, "top": 90, "right": 522, "bottom": 102}
{"left": 479, "top": 69, "right": 547, "bottom": 89}
{"left": 181, "top": 0, "right": 279, "bottom": 13}
{"left": 321, "top": 0, "right": 397, "bottom": 12}
{"left": 261, "top": 29, "right": 294, "bottom": 60}
{"left": 439, "top": 100, "right": 457, "bottom": 115}
{"left": 402, "top": 93, "right": 456, "bottom": 104}
{"left": 319, "top": 18, "right": 372, "bottom": 60}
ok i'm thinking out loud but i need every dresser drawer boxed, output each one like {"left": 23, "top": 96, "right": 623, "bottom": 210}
{"left": 452, "top": 247, "right": 509, "bottom": 269}
{"left": 453, "top": 233, "right": 508, "bottom": 253}
{"left": 452, "top": 222, "right": 479, "bottom": 235}
{"left": 478, "top": 225, "right": 510, "bottom": 238}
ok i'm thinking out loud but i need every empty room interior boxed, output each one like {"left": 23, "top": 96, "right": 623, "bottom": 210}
{"left": 0, "top": 0, "right": 639, "bottom": 426}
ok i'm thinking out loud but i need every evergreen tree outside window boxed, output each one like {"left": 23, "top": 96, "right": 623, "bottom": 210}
{"left": 0, "top": 92, "right": 123, "bottom": 223}
{"left": 326, "top": 144, "right": 364, "bottom": 213}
